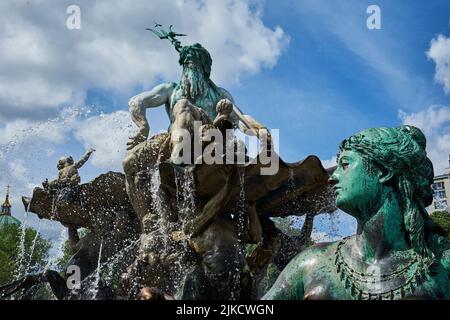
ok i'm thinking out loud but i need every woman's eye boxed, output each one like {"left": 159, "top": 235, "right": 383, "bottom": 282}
{"left": 341, "top": 162, "right": 349, "bottom": 170}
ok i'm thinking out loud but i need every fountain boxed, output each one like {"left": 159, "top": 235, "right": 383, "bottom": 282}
{"left": 0, "top": 26, "right": 336, "bottom": 300}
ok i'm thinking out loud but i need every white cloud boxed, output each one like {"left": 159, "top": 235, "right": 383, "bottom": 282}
{"left": 321, "top": 156, "right": 337, "bottom": 169}
{"left": 399, "top": 105, "right": 450, "bottom": 175}
{"left": 0, "top": 106, "right": 86, "bottom": 158}
{"left": 427, "top": 32, "right": 450, "bottom": 94}
{"left": 74, "top": 111, "right": 136, "bottom": 171}
{"left": 0, "top": 0, "right": 289, "bottom": 249}
{"left": 0, "top": 106, "right": 137, "bottom": 243}
{"left": 0, "top": 0, "right": 288, "bottom": 118}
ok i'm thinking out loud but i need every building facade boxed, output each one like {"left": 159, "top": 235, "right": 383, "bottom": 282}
{"left": 428, "top": 174, "right": 450, "bottom": 214}
{"left": 428, "top": 155, "right": 450, "bottom": 214}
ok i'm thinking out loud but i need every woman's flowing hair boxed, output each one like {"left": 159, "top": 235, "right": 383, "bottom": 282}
{"left": 339, "top": 126, "right": 447, "bottom": 260}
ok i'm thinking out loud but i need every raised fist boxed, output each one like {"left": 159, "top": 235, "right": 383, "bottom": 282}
{"left": 216, "top": 99, "right": 233, "bottom": 115}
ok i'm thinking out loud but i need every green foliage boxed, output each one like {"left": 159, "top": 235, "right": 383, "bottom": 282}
{"left": 55, "top": 239, "right": 73, "bottom": 273}
{"left": 431, "top": 210, "right": 450, "bottom": 239}
{"left": 0, "top": 223, "right": 51, "bottom": 286}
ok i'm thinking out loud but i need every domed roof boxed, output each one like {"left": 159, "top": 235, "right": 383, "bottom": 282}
{"left": 0, "top": 185, "right": 20, "bottom": 228}
{"left": 0, "top": 214, "right": 20, "bottom": 228}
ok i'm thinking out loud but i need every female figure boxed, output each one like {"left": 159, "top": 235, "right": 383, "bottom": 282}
{"left": 263, "top": 126, "right": 450, "bottom": 300}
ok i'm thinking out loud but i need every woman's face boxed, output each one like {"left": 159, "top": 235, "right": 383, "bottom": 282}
{"left": 329, "top": 150, "right": 383, "bottom": 220}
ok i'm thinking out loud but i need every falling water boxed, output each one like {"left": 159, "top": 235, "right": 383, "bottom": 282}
{"left": 89, "top": 240, "right": 103, "bottom": 300}
{"left": 237, "top": 167, "right": 246, "bottom": 240}
{"left": 310, "top": 185, "right": 346, "bottom": 242}
{"left": 44, "top": 226, "right": 67, "bottom": 271}
{"left": 230, "top": 167, "right": 246, "bottom": 300}
{"left": 288, "top": 168, "right": 295, "bottom": 191}
{"left": 25, "top": 219, "right": 42, "bottom": 274}
{"left": 102, "top": 238, "right": 140, "bottom": 287}
{"left": 70, "top": 238, "right": 140, "bottom": 300}
{"left": 175, "top": 169, "right": 197, "bottom": 232}
{"left": 285, "top": 168, "right": 298, "bottom": 212}
{"left": 14, "top": 213, "right": 29, "bottom": 280}
{"left": 173, "top": 168, "right": 197, "bottom": 293}
{"left": 51, "top": 198, "right": 56, "bottom": 217}
{"left": 150, "top": 165, "right": 169, "bottom": 255}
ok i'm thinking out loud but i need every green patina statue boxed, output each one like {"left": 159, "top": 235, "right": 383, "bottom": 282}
{"left": 263, "top": 126, "right": 450, "bottom": 300}
{"left": 127, "top": 24, "right": 269, "bottom": 161}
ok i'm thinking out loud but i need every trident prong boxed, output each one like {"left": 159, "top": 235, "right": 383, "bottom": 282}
{"left": 146, "top": 23, "right": 186, "bottom": 52}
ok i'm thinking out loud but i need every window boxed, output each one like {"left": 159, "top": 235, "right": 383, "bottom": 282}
{"left": 434, "top": 200, "right": 448, "bottom": 210}
{"left": 434, "top": 190, "right": 447, "bottom": 199}
{"left": 432, "top": 182, "right": 445, "bottom": 190}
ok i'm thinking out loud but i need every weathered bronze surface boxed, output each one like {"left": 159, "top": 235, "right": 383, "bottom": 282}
{"left": 263, "top": 126, "right": 450, "bottom": 300}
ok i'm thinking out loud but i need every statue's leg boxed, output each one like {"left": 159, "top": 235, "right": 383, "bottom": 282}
{"left": 170, "top": 99, "right": 203, "bottom": 164}
{"left": 0, "top": 274, "right": 42, "bottom": 298}
{"left": 0, "top": 271, "right": 67, "bottom": 300}
{"left": 186, "top": 217, "right": 245, "bottom": 299}
{"left": 43, "top": 270, "right": 69, "bottom": 300}
{"left": 179, "top": 265, "right": 209, "bottom": 300}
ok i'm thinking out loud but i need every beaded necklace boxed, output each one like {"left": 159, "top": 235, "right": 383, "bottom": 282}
{"left": 334, "top": 239, "right": 432, "bottom": 300}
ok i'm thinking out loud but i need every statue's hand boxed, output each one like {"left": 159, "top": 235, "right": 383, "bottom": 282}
{"left": 212, "top": 114, "right": 229, "bottom": 127}
{"left": 259, "top": 128, "right": 272, "bottom": 151}
{"left": 127, "top": 132, "right": 148, "bottom": 150}
{"left": 216, "top": 99, "right": 233, "bottom": 115}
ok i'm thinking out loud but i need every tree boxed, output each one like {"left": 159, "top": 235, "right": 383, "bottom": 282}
{"left": 0, "top": 223, "right": 52, "bottom": 286}
{"left": 431, "top": 210, "right": 450, "bottom": 239}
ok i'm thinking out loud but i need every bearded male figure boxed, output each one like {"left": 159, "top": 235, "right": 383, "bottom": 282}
{"left": 121, "top": 29, "right": 275, "bottom": 299}
{"left": 126, "top": 42, "right": 269, "bottom": 159}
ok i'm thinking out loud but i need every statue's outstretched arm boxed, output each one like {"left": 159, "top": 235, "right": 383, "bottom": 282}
{"left": 231, "top": 105, "right": 272, "bottom": 150}
{"left": 217, "top": 87, "right": 267, "bottom": 137}
{"left": 127, "top": 82, "right": 176, "bottom": 150}
{"left": 74, "top": 148, "right": 95, "bottom": 169}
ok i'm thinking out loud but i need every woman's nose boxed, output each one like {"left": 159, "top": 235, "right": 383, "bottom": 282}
{"left": 328, "top": 173, "right": 338, "bottom": 186}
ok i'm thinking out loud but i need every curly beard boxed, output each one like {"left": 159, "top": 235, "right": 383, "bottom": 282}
{"left": 180, "top": 64, "right": 209, "bottom": 101}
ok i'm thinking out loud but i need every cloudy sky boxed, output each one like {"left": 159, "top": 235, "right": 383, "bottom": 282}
{"left": 0, "top": 0, "right": 449, "bottom": 247}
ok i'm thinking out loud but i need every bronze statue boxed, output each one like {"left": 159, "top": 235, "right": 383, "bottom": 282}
{"left": 43, "top": 149, "right": 95, "bottom": 194}
{"left": 126, "top": 24, "right": 270, "bottom": 160}
{"left": 119, "top": 26, "right": 335, "bottom": 300}
{"left": 263, "top": 126, "right": 450, "bottom": 300}
{"left": 2, "top": 26, "right": 335, "bottom": 300}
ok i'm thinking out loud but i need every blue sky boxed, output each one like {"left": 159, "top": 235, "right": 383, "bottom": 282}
{"left": 1, "top": 0, "right": 449, "bottom": 245}
{"left": 75, "top": 0, "right": 450, "bottom": 162}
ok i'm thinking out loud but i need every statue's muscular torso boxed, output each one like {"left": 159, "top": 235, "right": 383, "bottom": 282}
{"left": 168, "top": 82, "right": 235, "bottom": 123}
{"left": 58, "top": 166, "right": 80, "bottom": 185}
